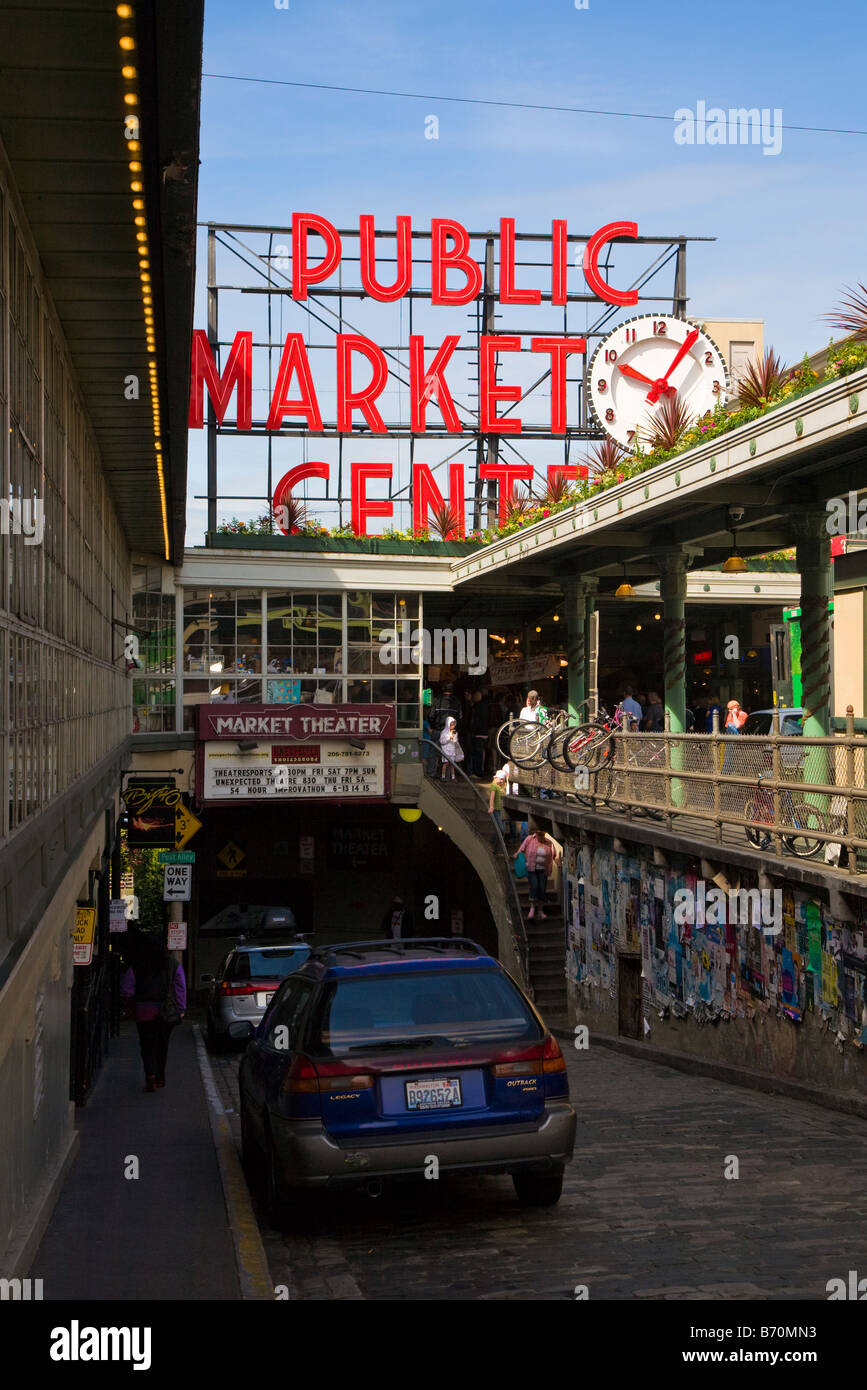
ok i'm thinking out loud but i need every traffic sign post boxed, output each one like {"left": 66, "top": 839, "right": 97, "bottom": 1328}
{"left": 163, "top": 864, "right": 192, "bottom": 902}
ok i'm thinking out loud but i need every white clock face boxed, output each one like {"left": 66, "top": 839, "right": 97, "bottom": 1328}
{"left": 587, "top": 315, "right": 728, "bottom": 450}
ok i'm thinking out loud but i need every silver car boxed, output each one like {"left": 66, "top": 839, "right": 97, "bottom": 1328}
{"left": 204, "top": 942, "right": 311, "bottom": 1048}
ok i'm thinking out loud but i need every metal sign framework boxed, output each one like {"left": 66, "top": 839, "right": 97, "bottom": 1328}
{"left": 199, "top": 220, "right": 713, "bottom": 531}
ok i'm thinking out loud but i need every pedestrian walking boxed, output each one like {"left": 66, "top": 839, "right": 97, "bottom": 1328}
{"left": 439, "top": 715, "right": 464, "bottom": 779}
{"left": 381, "top": 895, "right": 412, "bottom": 939}
{"left": 120, "top": 932, "right": 185, "bottom": 1093}
{"left": 514, "top": 827, "right": 559, "bottom": 920}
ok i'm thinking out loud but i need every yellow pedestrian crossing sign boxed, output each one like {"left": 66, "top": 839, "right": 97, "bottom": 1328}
{"left": 217, "top": 841, "right": 245, "bottom": 870}
{"left": 174, "top": 804, "right": 202, "bottom": 850}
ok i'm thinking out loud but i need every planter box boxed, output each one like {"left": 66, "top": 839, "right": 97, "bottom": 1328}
{"left": 206, "top": 532, "right": 482, "bottom": 557}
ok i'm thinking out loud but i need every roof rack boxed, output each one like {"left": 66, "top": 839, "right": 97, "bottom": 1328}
{"left": 311, "top": 937, "right": 489, "bottom": 966}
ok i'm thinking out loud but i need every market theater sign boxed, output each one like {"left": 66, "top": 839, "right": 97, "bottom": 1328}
{"left": 189, "top": 214, "right": 642, "bottom": 532}
{"left": 196, "top": 704, "right": 395, "bottom": 803}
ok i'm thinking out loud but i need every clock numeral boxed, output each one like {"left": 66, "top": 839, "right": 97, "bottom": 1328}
{"left": 712, "top": 380, "right": 721, "bottom": 394}
{"left": 624, "top": 328, "right": 636, "bottom": 343}
{"left": 626, "top": 430, "right": 636, "bottom": 444}
{"left": 604, "top": 349, "right": 618, "bottom": 364}
{"left": 597, "top": 378, "right": 607, "bottom": 393}
{"left": 705, "top": 351, "right": 713, "bottom": 366}
{"left": 605, "top": 408, "right": 615, "bottom": 423}
{"left": 653, "top": 320, "right": 667, "bottom": 335}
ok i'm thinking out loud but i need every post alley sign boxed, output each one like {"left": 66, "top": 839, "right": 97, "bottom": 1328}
{"left": 189, "top": 215, "right": 644, "bottom": 532}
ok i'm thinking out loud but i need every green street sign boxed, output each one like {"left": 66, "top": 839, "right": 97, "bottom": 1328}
{"left": 158, "top": 850, "right": 196, "bottom": 865}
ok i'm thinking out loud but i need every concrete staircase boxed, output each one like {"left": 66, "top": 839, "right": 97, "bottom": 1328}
{"left": 423, "top": 774, "right": 568, "bottom": 1025}
{"left": 513, "top": 873, "right": 569, "bottom": 1027}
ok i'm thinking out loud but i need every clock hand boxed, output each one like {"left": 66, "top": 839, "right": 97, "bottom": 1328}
{"left": 616, "top": 364, "right": 655, "bottom": 387}
{"left": 646, "top": 328, "right": 699, "bottom": 403}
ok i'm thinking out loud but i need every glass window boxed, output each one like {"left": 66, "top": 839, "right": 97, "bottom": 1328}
{"left": 311, "top": 969, "right": 542, "bottom": 1055}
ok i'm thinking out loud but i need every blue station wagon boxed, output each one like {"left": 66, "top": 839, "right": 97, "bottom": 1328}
{"left": 236, "top": 938, "right": 576, "bottom": 1226}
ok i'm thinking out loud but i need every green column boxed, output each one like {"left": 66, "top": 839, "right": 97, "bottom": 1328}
{"left": 658, "top": 550, "right": 688, "bottom": 809}
{"left": 659, "top": 550, "right": 688, "bottom": 733}
{"left": 584, "top": 579, "right": 599, "bottom": 718}
{"left": 794, "top": 513, "right": 832, "bottom": 802}
{"left": 564, "top": 578, "right": 586, "bottom": 720}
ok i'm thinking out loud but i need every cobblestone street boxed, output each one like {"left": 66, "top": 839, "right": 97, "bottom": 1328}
{"left": 208, "top": 1032, "right": 867, "bottom": 1301}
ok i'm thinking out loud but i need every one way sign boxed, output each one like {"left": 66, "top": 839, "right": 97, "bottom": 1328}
{"left": 163, "top": 864, "right": 192, "bottom": 902}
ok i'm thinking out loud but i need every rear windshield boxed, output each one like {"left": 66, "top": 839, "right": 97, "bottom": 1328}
{"left": 228, "top": 947, "right": 309, "bottom": 981}
{"left": 310, "top": 967, "right": 542, "bottom": 1054}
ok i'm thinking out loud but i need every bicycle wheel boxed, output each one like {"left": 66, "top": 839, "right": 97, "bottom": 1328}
{"left": 784, "top": 802, "right": 827, "bottom": 859}
{"left": 596, "top": 763, "right": 629, "bottom": 814}
{"left": 496, "top": 720, "right": 521, "bottom": 762}
{"left": 743, "top": 797, "right": 772, "bottom": 850}
{"left": 546, "top": 726, "right": 575, "bottom": 773}
{"left": 508, "top": 721, "right": 550, "bottom": 769}
{"left": 563, "top": 724, "right": 610, "bottom": 772}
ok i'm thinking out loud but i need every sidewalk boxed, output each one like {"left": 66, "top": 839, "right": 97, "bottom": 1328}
{"left": 33, "top": 1023, "right": 246, "bottom": 1300}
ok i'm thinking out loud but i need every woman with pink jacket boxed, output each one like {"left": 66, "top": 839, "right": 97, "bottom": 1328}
{"left": 514, "top": 827, "right": 559, "bottom": 920}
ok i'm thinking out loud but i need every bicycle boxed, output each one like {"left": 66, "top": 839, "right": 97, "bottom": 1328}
{"left": 506, "top": 708, "right": 568, "bottom": 769}
{"left": 743, "top": 770, "right": 827, "bottom": 859}
{"left": 549, "top": 702, "right": 625, "bottom": 775}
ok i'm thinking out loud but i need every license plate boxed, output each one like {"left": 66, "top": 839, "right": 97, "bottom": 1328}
{"left": 405, "top": 1077, "right": 462, "bottom": 1111}
{"left": 256, "top": 991, "right": 275, "bottom": 1008}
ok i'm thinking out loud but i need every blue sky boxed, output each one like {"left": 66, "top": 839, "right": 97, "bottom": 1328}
{"left": 187, "top": 0, "right": 866, "bottom": 540}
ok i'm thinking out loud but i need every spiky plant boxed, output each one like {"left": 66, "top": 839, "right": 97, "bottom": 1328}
{"left": 735, "top": 347, "right": 787, "bottom": 409}
{"left": 504, "top": 487, "right": 533, "bottom": 522}
{"left": 583, "top": 436, "right": 625, "bottom": 474}
{"left": 647, "top": 394, "right": 695, "bottom": 453}
{"left": 428, "top": 500, "right": 461, "bottom": 540}
{"left": 273, "top": 493, "right": 307, "bottom": 535}
{"left": 541, "top": 471, "right": 573, "bottom": 508}
{"left": 825, "top": 283, "right": 867, "bottom": 343}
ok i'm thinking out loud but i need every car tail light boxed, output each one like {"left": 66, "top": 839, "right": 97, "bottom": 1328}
{"left": 218, "top": 982, "right": 260, "bottom": 997}
{"left": 282, "top": 1056, "right": 374, "bottom": 1095}
{"left": 542, "top": 1034, "right": 566, "bottom": 1074}
{"left": 491, "top": 1059, "right": 542, "bottom": 1077}
{"left": 490, "top": 1040, "right": 544, "bottom": 1078}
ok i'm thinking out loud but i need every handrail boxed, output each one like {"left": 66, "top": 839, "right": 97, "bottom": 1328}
{"left": 507, "top": 706, "right": 867, "bottom": 875}
{"left": 419, "top": 737, "right": 530, "bottom": 989}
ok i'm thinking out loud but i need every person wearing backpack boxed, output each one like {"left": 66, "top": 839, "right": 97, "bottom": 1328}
{"left": 120, "top": 932, "right": 186, "bottom": 1092}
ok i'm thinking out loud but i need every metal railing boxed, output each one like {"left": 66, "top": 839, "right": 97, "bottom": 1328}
{"left": 419, "top": 737, "right": 530, "bottom": 988}
{"left": 508, "top": 708, "right": 867, "bottom": 875}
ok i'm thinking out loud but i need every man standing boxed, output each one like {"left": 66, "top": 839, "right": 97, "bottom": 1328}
{"left": 621, "top": 685, "right": 643, "bottom": 729}
{"left": 469, "top": 690, "right": 489, "bottom": 777}
{"left": 381, "top": 895, "right": 412, "bottom": 939}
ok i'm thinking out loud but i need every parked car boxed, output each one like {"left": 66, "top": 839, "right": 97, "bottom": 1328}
{"left": 237, "top": 938, "right": 576, "bottom": 1227}
{"left": 198, "top": 903, "right": 298, "bottom": 937}
{"left": 204, "top": 941, "right": 311, "bottom": 1048}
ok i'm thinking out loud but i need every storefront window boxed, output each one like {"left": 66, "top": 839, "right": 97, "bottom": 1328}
{"left": 174, "top": 587, "right": 423, "bottom": 732}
